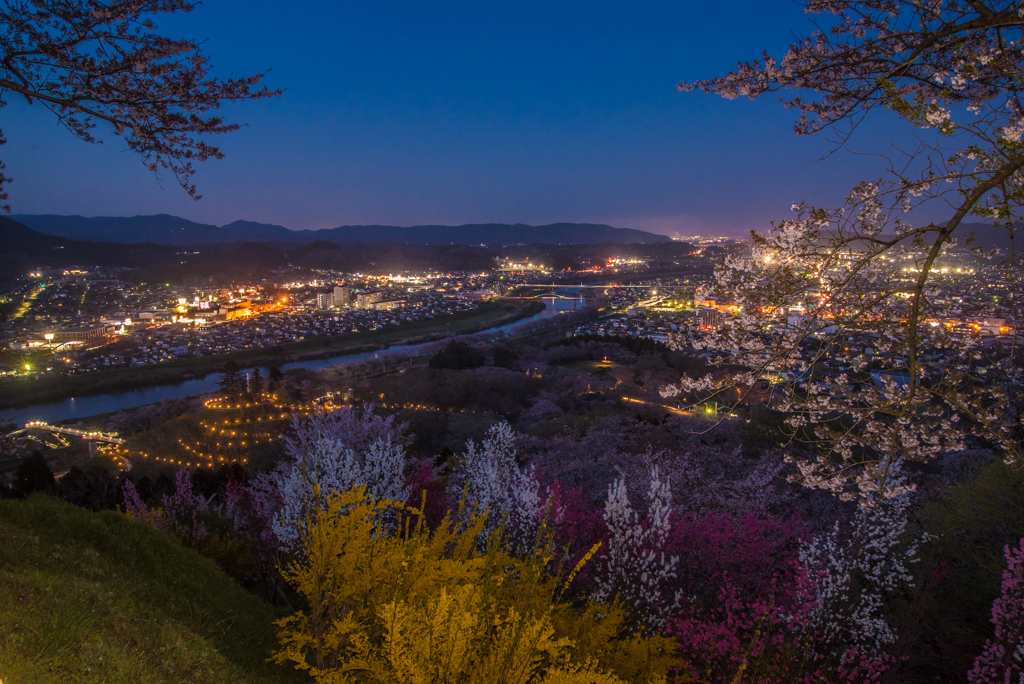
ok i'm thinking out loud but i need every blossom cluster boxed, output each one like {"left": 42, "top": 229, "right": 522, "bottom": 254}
{"left": 969, "top": 538, "right": 1024, "bottom": 684}
{"left": 122, "top": 470, "right": 208, "bottom": 547}
{"left": 448, "top": 421, "right": 545, "bottom": 552}
{"left": 669, "top": 0, "right": 1024, "bottom": 501}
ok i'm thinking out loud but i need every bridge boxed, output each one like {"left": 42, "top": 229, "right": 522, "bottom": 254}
{"left": 15, "top": 421, "right": 125, "bottom": 445}
{"left": 10, "top": 422, "right": 131, "bottom": 471}
{"left": 526, "top": 283, "right": 671, "bottom": 289}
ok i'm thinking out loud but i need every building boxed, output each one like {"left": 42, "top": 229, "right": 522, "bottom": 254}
{"left": 695, "top": 308, "right": 721, "bottom": 330}
{"left": 316, "top": 292, "right": 333, "bottom": 310}
{"left": 192, "top": 310, "right": 220, "bottom": 325}
{"left": 52, "top": 325, "right": 114, "bottom": 345}
{"left": 136, "top": 309, "right": 172, "bottom": 322}
{"left": 221, "top": 301, "right": 254, "bottom": 320}
{"left": 356, "top": 292, "right": 384, "bottom": 309}
{"left": 333, "top": 286, "right": 351, "bottom": 307}
{"left": 369, "top": 299, "right": 405, "bottom": 311}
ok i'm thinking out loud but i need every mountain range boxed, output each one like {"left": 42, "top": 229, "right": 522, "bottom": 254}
{"left": 0, "top": 217, "right": 499, "bottom": 280}
{"left": 943, "top": 221, "right": 1023, "bottom": 252}
{"left": 0, "top": 217, "right": 697, "bottom": 282}
{"left": 9, "top": 214, "right": 670, "bottom": 247}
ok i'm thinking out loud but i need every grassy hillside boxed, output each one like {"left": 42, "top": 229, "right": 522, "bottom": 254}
{"left": 0, "top": 496, "right": 301, "bottom": 684}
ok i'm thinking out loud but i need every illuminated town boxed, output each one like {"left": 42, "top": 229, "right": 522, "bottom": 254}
{"left": 1, "top": 242, "right": 1015, "bottom": 387}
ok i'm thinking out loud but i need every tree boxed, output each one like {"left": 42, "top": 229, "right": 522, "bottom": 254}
{"left": 122, "top": 469, "right": 208, "bottom": 548}
{"left": 429, "top": 340, "right": 487, "bottom": 370}
{"left": 268, "top": 405, "right": 411, "bottom": 551}
{"left": 449, "top": 421, "right": 543, "bottom": 552}
{"left": 12, "top": 451, "right": 54, "bottom": 496}
{"left": 492, "top": 345, "right": 519, "bottom": 369}
{"left": 592, "top": 468, "right": 680, "bottom": 631}
{"left": 0, "top": 0, "right": 279, "bottom": 207}
{"left": 671, "top": 1, "right": 1024, "bottom": 499}
{"left": 225, "top": 471, "right": 284, "bottom": 599}
{"left": 54, "top": 464, "right": 120, "bottom": 510}
{"left": 250, "top": 367, "right": 264, "bottom": 397}
{"left": 218, "top": 360, "right": 242, "bottom": 397}
{"left": 0, "top": 417, "right": 20, "bottom": 455}
{"left": 267, "top": 364, "right": 283, "bottom": 392}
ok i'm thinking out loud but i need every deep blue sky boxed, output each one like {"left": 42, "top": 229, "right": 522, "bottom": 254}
{"left": 3, "top": 1, "right": 930, "bottom": 236}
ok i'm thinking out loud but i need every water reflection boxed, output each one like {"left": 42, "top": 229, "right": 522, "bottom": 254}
{"left": 3, "top": 309, "right": 558, "bottom": 426}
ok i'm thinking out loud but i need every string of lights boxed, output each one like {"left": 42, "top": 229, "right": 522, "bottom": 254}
{"left": 110, "top": 390, "right": 487, "bottom": 470}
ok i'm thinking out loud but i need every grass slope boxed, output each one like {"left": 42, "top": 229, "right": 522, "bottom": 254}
{"left": 0, "top": 496, "right": 301, "bottom": 684}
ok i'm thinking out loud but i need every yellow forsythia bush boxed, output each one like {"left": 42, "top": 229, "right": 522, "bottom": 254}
{"left": 273, "top": 486, "right": 674, "bottom": 683}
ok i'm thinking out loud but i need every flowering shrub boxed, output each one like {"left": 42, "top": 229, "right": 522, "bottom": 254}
{"left": 969, "top": 538, "right": 1024, "bottom": 684}
{"left": 272, "top": 407, "right": 409, "bottom": 550}
{"left": 273, "top": 485, "right": 675, "bottom": 684}
{"left": 592, "top": 468, "right": 680, "bottom": 630}
{"left": 282, "top": 402, "right": 410, "bottom": 455}
{"left": 270, "top": 437, "right": 408, "bottom": 550}
{"left": 795, "top": 493, "right": 919, "bottom": 658}
{"left": 524, "top": 418, "right": 795, "bottom": 515}
{"left": 122, "top": 470, "right": 208, "bottom": 548}
{"left": 544, "top": 481, "right": 606, "bottom": 582}
{"left": 449, "top": 421, "right": 544, "bottom": 552}
{"left": 668, "top": 465, "right": 920, "bottom": 682}
{"left": 672, "top": 579, "right": 796, "bottom": 683}
{"left": 404, "top": 459, "right": 451, "bottom": 529}
{"left": 671, "top": 576, "right": 896, "bottom": 684}
{"left": 224, "top": 472, "right": 283, "bottom": 592}
{"left": 669, "top": 511, "right": 803, "bottom": 605}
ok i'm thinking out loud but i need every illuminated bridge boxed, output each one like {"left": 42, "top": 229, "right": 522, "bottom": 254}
{"left": 14, "top": 421, "right": 125, "bottom": 445}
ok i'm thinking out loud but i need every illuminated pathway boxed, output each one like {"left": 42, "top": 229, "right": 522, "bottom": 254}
{"left": 127, "top": 390, "right": 498, "bottom": 470}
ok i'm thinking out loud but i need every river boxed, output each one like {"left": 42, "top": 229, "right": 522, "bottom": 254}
{"left": 4, "top": 308, "right": 560, "bottom": 426}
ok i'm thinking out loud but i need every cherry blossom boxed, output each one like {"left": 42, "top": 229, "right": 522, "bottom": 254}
{"left": 673, "top": 1, "right": 1024, "bottom": 497}
{"left": 0, "top": 0, "right": 279, "bottom": 204}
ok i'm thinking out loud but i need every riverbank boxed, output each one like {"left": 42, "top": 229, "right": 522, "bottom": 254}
{"left": 0, "top": 301, "right": 544, "bottom": 411}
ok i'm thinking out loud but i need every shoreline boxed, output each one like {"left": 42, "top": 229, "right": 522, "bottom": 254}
{"left": 0, "top": 301, "right": 544, "bottom": 412}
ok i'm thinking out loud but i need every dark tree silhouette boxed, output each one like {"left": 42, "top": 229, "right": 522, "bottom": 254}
{"left": 429, "top": 340, "right": 486, "bottom": 370}
{"left": 54, "top": 464, "right": 120, "bottom": 510}
{"left": 250, "top": 368, "right": 264, "bottom": 397}
{"left": 0, "top": 0, "right": 280, "bottom": 207}
{"left": 491, "top": 346, "right": 519, "bottom": 370}
{"left": 13, "top": 451, "right": 54, "bottom": 496}
{"left": 218, "top": 360, "right": 243, "bottom": 397}
{"left": 0, "top": 417, "right": 18, "bottom": 454}
{"left": 267, "top": 365, "right": 283, "bottom": 392}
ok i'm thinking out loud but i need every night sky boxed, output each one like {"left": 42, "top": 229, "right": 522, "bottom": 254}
{"left": 3, "top": 1, "right": 930, "bottom": 236}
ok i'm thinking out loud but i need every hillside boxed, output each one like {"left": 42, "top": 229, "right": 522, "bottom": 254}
{"left": 0, "top": 496, "right": 299, "bottom": 684}
{"left": 9, "top": 214, "right": 295, "bottom": 246}
{"left": 948, "top": 221, "right": 1022, "bottom": 251}
{"left": 11, "top": 214, "right": 670, "bottom": 247}
{"left": 0, "top": 216, "right": 499, "bottom": 280}
{"left": 0, "top": 216, "right": 682, "bottom": 282}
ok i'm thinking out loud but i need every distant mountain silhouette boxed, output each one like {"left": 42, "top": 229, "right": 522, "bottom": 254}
{"left": 946, "top": 221, "right": 1022, "bottom": 252}
{"left": 0, "top": 216, "right": 625, "bottom": 280}
{"left": 10, "top": 214, "right": 670, "bottom": 247}
{"left": 8, "top": 214, "right": 296, "bottom": 245}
